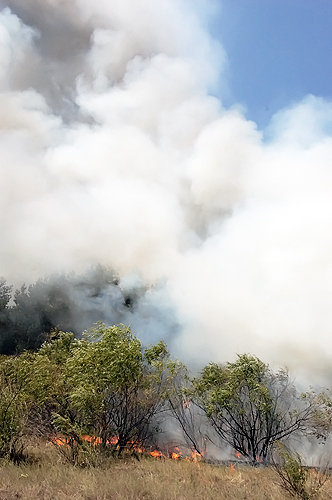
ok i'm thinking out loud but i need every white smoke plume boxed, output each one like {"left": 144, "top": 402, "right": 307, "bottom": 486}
{"left": 1, "top": 0, "right": 332, "bottom": 385}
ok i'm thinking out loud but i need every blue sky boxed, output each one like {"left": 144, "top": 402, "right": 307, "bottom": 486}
{"left": 210, "top": 0, "right": 332, "bottom": 129}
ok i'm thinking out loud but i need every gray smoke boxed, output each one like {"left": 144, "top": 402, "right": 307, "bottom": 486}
{"left": 1, "top": 0, "right": 332, "bottom": 385}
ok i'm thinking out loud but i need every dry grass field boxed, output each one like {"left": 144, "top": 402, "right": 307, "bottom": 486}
{"left": 0, "top": 441, "right": 331, "bottom": 500}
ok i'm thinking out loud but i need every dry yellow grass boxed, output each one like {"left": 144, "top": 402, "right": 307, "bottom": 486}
{"left": 0, "top": 441, "right": 331, "bottom": 500}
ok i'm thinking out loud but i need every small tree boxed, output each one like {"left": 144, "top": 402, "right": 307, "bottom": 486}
{"left": 33, "top": 323, "right": 180, "bottom": 463}
{"left": 191, "top": 354, "right": 332, "bottom": 465}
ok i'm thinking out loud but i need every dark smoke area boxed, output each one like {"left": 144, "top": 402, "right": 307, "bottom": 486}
{"left": 0, "top": 267, "right": 180, "bottom": 355}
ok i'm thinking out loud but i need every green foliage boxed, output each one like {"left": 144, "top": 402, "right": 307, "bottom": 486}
{"left": 67, "top": 323, "right": 143, "bottom": 390}
{"left": 144, "top": 341, "right": 169, "bottom": 365}
{"left": 194, "top": 354, "right": 272, "bottom": 417}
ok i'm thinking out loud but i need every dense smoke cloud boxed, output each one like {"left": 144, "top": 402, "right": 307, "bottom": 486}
{"left": 1, "top": 0, "right": 332, "bottom": 384}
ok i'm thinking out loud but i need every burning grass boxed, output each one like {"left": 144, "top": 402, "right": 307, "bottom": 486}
{"left": 51, "top": 433, "right": 205, "bottom": 464}
{"left": 0, "top": 440, "right": 331, "bottom": 500}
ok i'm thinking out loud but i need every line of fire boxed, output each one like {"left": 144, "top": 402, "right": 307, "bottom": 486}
{"left": 0, "top": 323, "right": 331, "bottom": 467}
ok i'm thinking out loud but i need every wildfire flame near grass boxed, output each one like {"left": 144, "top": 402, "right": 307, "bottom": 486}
{"left": 1, "top": 440, "right": 322, "bottom": 500}
{"left": 51, "top": 435, "right": 203, "bottom": 462}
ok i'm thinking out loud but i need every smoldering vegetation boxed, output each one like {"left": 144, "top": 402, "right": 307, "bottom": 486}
{"left": 0, "top": 319, "right": 332, "bottom": 475}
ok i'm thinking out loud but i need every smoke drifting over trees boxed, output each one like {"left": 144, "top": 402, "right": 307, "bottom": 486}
{"left": 0, "top": 0, "right": 332, "bottom": 382}
{"left": 0, "top": 268, "right": 179, "bottom": 354}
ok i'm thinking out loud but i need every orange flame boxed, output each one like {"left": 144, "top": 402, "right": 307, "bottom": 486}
{"left": 52, "top": 437, "right": 69, "bottom": 446}
{"left": 150, "top": 450, "right": 163, "bottom": 458}
{"left": 230, "top": 463, "right": 236, "bottom": 471}
{"left": 108, "top": 436, "right": 119, "bottom": 445}
{"left": 52, "top": 435, "right": 120, "bottom": 447}
{"left": 191, "top": 451, "right": 202, "bottom": 462}
{"left": 52, "top": 435, "right": 202, "bottom": 462}
{"left": 81, "top": 435, "right": 102, "bottom": 444}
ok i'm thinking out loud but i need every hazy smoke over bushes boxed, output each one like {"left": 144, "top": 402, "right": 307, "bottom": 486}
{"left": 1, "top": 0, "right": 332, "bottom": 383}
